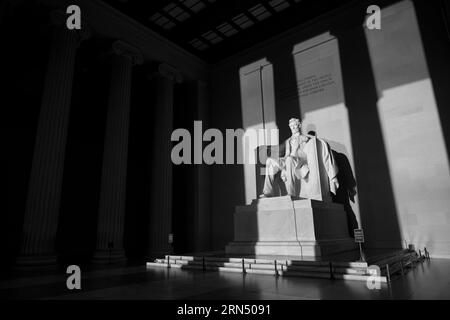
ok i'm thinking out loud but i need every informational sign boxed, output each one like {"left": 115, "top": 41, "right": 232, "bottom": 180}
{"left": 354, "top": 229, "right": 364, "bottom": 243}
{"left": 168, "top": 233, "right": 174, "bottom": 244}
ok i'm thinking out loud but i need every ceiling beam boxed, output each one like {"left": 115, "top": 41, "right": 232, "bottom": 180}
{"left": 170, "top": 0, "right": 271, "bottom": 43}
{"left": 200, "top": 0, "right": 348, "bottom": 61}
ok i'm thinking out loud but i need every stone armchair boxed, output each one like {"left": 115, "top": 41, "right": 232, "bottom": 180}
{"left": 255, "top": 136, "right": 337, "bottom": 202}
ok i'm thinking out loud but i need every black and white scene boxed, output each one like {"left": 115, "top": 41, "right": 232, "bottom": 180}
{"left": 3, "top": 0, "right": 450, "bottom": 307}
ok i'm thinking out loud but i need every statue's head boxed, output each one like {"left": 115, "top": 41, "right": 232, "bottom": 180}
{"left": 288, "top": 118, "right": 301, "bottom": 134}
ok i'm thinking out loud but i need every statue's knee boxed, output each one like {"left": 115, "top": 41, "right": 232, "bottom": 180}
{"left": 266, "top": 157, "right": 279, "bottom": 169}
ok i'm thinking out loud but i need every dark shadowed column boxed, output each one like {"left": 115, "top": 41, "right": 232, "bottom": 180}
{"left": 17, "top": 10, "right": 89, "bottom": 266}
{"left": 148, "top": 64, "right": 182, "bottom": 258}
{"left": 93, "top": 41, "right": 143, "bottom": 263}
{"left": 193, "top": 80, "right": 211, "bottom": 252}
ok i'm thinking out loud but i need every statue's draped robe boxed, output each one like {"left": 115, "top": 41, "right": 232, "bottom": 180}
{"left": 318, "top": 138, "right": 339, "bottom": 195}
{"left": 263, "top": 135, "right": 339, "bottom": 198}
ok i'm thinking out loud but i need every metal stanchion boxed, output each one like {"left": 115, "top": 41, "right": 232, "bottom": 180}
{"left": 329, "top": 262, "right": 334, "bottom": 280}
{"left": 424, "top": 247, "right": 430, "bottom": 260}
{"left": 386, "top": 264, "right": 391, "bottom": 283}
{"left": 242, "top": 259, "right": 245, "bottom": 274}
{"left": 274, "top": 260, "right": 279, "bottom": 276}
{"left": 400, "top": 259, "right": 404, "bottom": 275}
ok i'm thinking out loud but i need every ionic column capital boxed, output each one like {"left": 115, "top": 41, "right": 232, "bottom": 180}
{"left": 158, "top": 63, "right": 183, "bottom": 83}
{"left": 112, "top": 40, "right": 144, "bottom": 66}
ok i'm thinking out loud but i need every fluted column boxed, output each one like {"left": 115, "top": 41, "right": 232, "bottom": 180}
{"left": 148, "top": 64, "right": 182, "bottom": 257}
{"left": 193, "top": 80, "right": 211, "bottom": 252}
{"left": 93, "top": 41, "right": 143, "bottom": 263}
{"left": 17, "top": 10, "right": 88, "bottom": 266}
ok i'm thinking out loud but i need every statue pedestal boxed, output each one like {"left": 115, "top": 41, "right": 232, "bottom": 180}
{"left": 225, "top": 196, "right": 356, "bottom": 258}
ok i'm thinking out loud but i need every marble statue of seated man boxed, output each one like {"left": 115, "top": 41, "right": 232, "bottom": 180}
{"left": 261, "top": 118, "right": 311, "bottom": 198}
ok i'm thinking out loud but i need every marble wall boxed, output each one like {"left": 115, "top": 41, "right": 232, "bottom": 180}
{"left": 365, "top": 1, "right": 450, "bottom": 257}
{"left": 210, "top": 0, "right": 450, "bottom": 257}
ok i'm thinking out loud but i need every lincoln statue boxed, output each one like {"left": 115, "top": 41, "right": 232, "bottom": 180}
{"left": 226, "top": 118, "right": 352, "bottom": 257}
{"left": 261, "top": 118, "right": 339, "bottom": 198}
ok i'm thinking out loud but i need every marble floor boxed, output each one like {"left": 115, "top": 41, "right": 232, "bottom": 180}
{"left": 0, "top": 258, "right": 449, "bottom": 300}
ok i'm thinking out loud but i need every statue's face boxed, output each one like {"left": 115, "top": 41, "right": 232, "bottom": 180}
{"left": 289, "top": 121, "right": 300, "bottom": 134}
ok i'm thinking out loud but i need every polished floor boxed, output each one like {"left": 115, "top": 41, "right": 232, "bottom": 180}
{"left": 0, "top": 258, "right": 449, "bottom": 300}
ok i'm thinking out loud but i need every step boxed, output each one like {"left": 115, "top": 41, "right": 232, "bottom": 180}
{"left": 154, "top": 259, "right": 370, "bottom": 274}
{"left": 165, "top": 255, "right": 259, "bottom": 264}
{"left": 378, "top": 258, "right": 418, "bottom": 275}
{"left": 335, "top": 273, "right": 388, "bottom": 283}
{"left": 371, "top": 252, "right": 417, "bottom": 267}
{"left": 157, "top": 259, "right": 252, "bottom": 268}
{"left": 280, "top": 270, "right": 387, "bottom": 283}
{"left": 146, "top": 262, "right": 168, "bottom": 268}
{"left": 280, "top": 264, "right": 367, "bottom": 275}
{"left": 367, "top": 249, "right": 410, "bottom": 264}
{"left": 166, "top": 252, "right": 415, "bottom": 266}
{"left": 245, "top": 269, "right": 277, "bottom": 275}
{"left": 146, "top": 262, "right": 183, "bottom": 269}
{"left": 379, "top": 257, "right": 420, "bottom": 277}
{"left": 148, "top": 252, "right": 417, "bottom": 283}
{"left": 287, "top": 260, "right": 368, "bottom": 268}
{"left": 205, "top": 266, "right": 244, "bottom": 273}
{"left": 157, "top": 259, "right": 368, "bottom": 275}
{"left": 163, "top": 255, "right": 370, "bottom": 268}
{"left": 279, "top": 270, "right": 332, "bottom": 279}
{"left": 149, "top": 261, "right": 376, "bottom": 281}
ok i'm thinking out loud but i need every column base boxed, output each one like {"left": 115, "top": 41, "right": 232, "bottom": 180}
{"left": 15, "top": 254, "right": 58, "bottom": 268}
{"left": 92, "top": 249, "right": 127, "bottom": 264}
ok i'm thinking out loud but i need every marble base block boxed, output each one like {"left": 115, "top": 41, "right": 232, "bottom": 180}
{"left": 225, "top": 196, "right": 356, "bottom": 258}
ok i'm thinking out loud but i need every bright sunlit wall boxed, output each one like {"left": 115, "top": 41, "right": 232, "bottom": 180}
{"left": 210, "top": 0, "right": 450, "bottom": 256}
